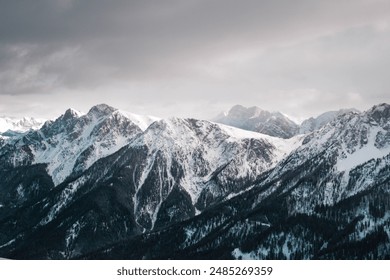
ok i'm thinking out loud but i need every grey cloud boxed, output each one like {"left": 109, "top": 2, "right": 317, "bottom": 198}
{"left": 0, "top": 0, "right": 389, "bottom": 119}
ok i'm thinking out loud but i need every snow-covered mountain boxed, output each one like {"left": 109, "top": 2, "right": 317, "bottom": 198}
{"left": 0, "top": 103, "right": 389, "bottom": 260}
{"left": 252, "top": 103, "right": 390, "bottom": 210}
{"left": 0, "top": 105, "right": 303, "bottom": 258}
{"left": 84, "top": 103, "right": 390, "bottom": 260}
{"left": 0, "top": 116, "right": 45, "bottom": 133}
{"left": 225, "top": 103, "right": 390, "bottom": 259}
{"left": 214, "top": 105, "right": 363, "bottom": 138}
{"left": 0, "top": 116, "right": 46, "bottom": 150}
{"left": 112, "top": 118, "right": 302, "bottom": 230}
{"left": 213, "top": 105, "right": 299, "bottom": 139}
{"left": 299, "top": 108, "right": 359, "bottom": 134}
{"left": 0, "top": 104, "right": 159, "bottom": 186}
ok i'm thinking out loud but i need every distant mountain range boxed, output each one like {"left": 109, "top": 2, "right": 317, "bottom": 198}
{"left": 0, "top": 116, "right": 45, "bottom": 134}
{"left": 298, "top": 108, "right": 360, "bottom": 134}
{"left": 213, "top": 104, "right": 359, "bottom": 138}
{"left": 0, "top": 103, "right": 389, "bottom": 259}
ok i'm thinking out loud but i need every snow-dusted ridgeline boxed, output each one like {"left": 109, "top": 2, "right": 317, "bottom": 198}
{"left": 1, "top": 103, "right": 389, "bottom": 260}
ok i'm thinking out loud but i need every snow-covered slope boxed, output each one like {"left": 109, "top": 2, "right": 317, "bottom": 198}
{"left": 79, "top": 100, "right": 390, "bottom": 259}
{"left": 213, "top": 105, "right": 299, "bottom": 139}
{"left": 254, "top": 103, "right": 390, "bottom": 211}
{"left": 117, "top": 110, "right": 160, "bottom": 131}
{"left": 1, "top": 103, "right": 389, "bottom": 260}
{"left": 42, "top": 117, "right": 303, "bottom": 230}
{"left": 0, "top": 113, "right": 304, "bottom": 258}
{"left": 100, "top": 103, "right": 388, "bottom": 260}
{"left": 224, "top": 104, "right": 390, "bottom": 260}
{"left": 126, "top": 117, "right": 303, "bottom": 228}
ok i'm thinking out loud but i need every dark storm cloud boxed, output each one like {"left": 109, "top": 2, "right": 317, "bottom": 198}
{"left": 0, "top": 0, "right": 389, "bottom": 119}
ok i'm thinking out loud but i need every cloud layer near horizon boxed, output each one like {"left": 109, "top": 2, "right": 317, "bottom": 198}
{"left": 1, "top": 0, "right": 389, "bottom": 120}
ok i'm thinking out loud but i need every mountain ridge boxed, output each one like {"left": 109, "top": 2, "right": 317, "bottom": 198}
{"left": 80, "top": 103, "right": 390, "bottom": 260}
{"left": 213, "top": 104, "right": 365, "bottom": 138}
{"left": 213, "top": 105, "right": 299, "bottom": 139}
{"left": 0, "top": 103, "right": 389, "bottom": 259}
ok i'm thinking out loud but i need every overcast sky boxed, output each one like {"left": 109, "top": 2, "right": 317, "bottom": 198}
{"left": 1, "top": 0, "right": 389, "bottom": 122}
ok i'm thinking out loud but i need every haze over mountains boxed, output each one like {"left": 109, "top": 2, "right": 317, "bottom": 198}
{"left": 0, "top": 103, "right": 389, "bottom": 259}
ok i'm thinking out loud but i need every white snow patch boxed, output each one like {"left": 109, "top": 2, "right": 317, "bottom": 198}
{"left": 323, "top": 182, "right": 335, "bottom": 205}
{"left": 184, "top": 227, "right": 196, "bottom": 240}
{"left": 337, "top": 127, "right": 390, "bottom": 171}
{"left": 16, "top": 184, "right": 24, "bottom": 199}
{"left": 118, "top": 110, "right": 160, "bottom": 131}
{"left": 65, "top": 221, "right": 81, "bottom": 248}
{"left": 0, "top": 239, "right": 15, "bottom": 249}
{"left": 232, "top": 248, "right": 254, "bottom": 260}
{"left": 218, "top": 123, "right": 304, "bottom": 162}
{"left": 282, "top": 238, "right": 291, "bottom": 259}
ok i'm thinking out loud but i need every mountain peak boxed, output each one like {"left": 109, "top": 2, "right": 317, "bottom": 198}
{"left": 368, "top": 103, "right": 390, "bottom": 113}
{"left": 299, "top": 108, "right": 360, "bottom": 134}
{"left": 227, "top": 105, "right": 265, "bottom": 119}
{"left": 366, "top": 103, "right": 390, "bottom": 124}
{"left": 214, "top": 105, "right": 298, "bottom": 138}
{"left": 62, "top": 108, "right": 82, "bottom": 121}
{"left": 229, "top": 104, "right": 250, "bottom": 114}
{"left": 87, "top": 104, "right": 117, "bottom": 117}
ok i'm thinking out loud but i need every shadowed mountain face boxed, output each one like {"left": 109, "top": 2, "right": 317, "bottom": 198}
{"left": 0, "top": 104, "right": 389, "bottom": 259}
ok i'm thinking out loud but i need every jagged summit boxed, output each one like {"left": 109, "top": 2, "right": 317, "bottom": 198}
{"left": 62, "top": 108, "right": 83, "bottom": 121}
{"left": 1, "top": 104, "right": 157, "bottom": 186}
{"left": 0, "top": 116, "right": 46, "bottom": 133}
{"left": 87, "top": 103, "right": 117, "bottom": 117}
{"left": 366, "top": 103, "right": 390, "bottom": 124}
{"left": 370, "top": 102, "right": 390, "bottom": 111}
